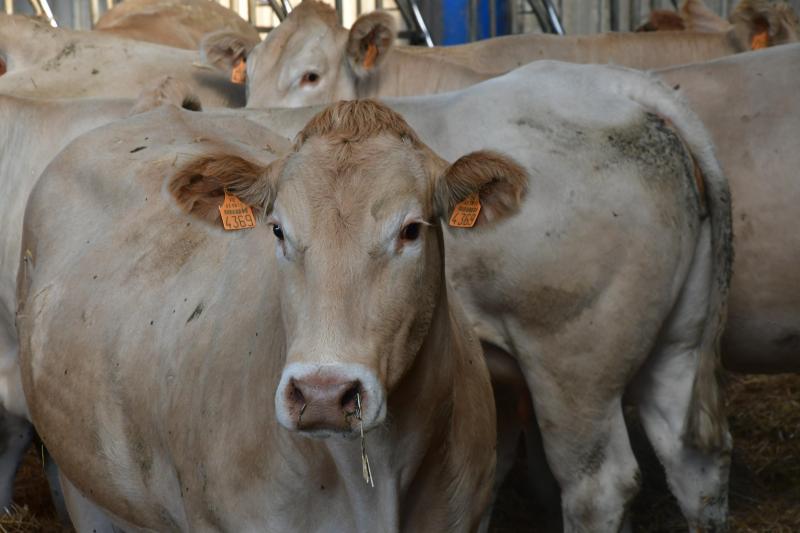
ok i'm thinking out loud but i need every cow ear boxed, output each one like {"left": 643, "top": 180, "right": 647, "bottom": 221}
{"left": 346, "top": 11, "right": 396, "bottom": 78}
{"left": 200, "top": 30, "right": 261, "bottom": 82}
{"left": 680, "top": 0, "right": 731, "bottom": 32}
{"left": 434, "top": 150, "right": 528, "bottom": 228}
{"left": 169, "top": 154, "right": 281, "bottom": 225}
{"left": 730, "top": 0, "right": 799, "bottom": 49}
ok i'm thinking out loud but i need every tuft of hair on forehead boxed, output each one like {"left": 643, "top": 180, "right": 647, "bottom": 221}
{"left": 293, "top": 99, "right": 424, "bottom": 150}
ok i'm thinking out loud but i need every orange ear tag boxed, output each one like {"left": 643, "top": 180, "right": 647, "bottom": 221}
{"left": 218, "top": 191, "right": 256, "bottom": 230}
{"left": 448, "top": 192, "right": 482, "bottom": 228}
{"left": 231, "top": 57, "right": 247, "bottom": 84}
{"left": 751, "top": 30, "right": 769, "bottom": 50}
{"left": 363, "top": 43, "right": 378, "bottom": 70}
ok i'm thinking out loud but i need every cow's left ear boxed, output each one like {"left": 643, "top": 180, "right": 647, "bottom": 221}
{"left": 730, "top": 1, "right": 799, "bottom": 49}
{"left": 201, "top": 30, "right": 261, "bottom": 83}
{"left": 433, "top": 150, "right": 528, "bottom": 228}
{"left": 169, "top": 154, "right": 283, "bottom": 225}
{"left": 346, "top": 11, "right": 396, "bottom": 78}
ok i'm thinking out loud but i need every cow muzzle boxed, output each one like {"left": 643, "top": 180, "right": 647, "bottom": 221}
{"left": 275, "top": 363, "right": 386, "bottom": 437}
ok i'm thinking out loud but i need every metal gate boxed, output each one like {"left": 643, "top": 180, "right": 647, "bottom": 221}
{"left": 3, "top": 0, "right": 793, "bottom": 37}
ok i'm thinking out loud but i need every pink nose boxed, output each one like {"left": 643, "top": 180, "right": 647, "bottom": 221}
{"left": 284, "top": 375, "right": 364, "bottom": 432}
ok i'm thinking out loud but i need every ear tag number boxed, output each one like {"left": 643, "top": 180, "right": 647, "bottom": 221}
{"left": 218, "top": 191, "right": 256, "bottom": 231}
{"left": 231, "top": 58, "right": 247, "bottom": 84}
{"left": 363, "top": 43, "right": 378, "bottom": 70}
{"left": 448, "top": 192, "right": 481, "bottom": 228}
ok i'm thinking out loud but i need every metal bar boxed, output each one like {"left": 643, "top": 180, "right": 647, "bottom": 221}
{"left": 106, "top": 0, "right": 113, "bottom": 11}
{"left": 90, "top": 0, "right": 100, "bottom": 25}
{"left": 28, "top": 0, "right": 43, "bottom": 15}
{"left": 38, "top": 0, "right": 58, "bottom": 26}
{"left": 283, "top": 0, "right": 292, "bottom": 14}
{"left": 267, "top": 0, "right": 285, "bottom": 20}
{"left": 508, "top": 0, "right": 517, "bottom": 34}
{"left": 4, "top": 0, "right": 13, "bottom": 14}
{"left": 334, "top": 0, "right": 342, "bottom": 26}
{"left": 248, "top": 0, "right": 256, "bottom": 25}
{"left": 543, "top": 0, "right": 563, "bottom": 34}
{"left": 410, "top": 0, "right": 434, "bottom": 46}
{"left": 526, "top": 0, "right": 549, "bottom": 33}
{"left": 489, "top": 0, "right": 496, "bottom": 37}
{"left": 610, "top": 0, "right": 618, "bottom": 31}
{"left": 469, "top": 0, "right": 477, "bottom": 41}
{"left": 375, "top": 0, "right": 382, "bottom": 9}
{"left": 355, "top": 0, "right": 361, "bottom": 17}
{"left": 394, "top": 0, "right": 414, "bottom": 35}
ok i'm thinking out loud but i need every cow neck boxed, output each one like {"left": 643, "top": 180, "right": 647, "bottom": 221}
{"left": 322, "top": 233, "right": 472, "bottom": 530}
{"left": 354, "top": 48, "right": 490, "bottom": 100}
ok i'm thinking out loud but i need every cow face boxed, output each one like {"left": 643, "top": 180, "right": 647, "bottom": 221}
{"left": 170, "top": 100, "right": 526, "bottom": 437}
{"left": 202, "top": 1, "right": 396, "bottom": 108}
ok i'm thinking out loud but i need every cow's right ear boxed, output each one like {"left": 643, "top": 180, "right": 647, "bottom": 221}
{"left": 346, "top": 11, "right": 396, "bottom": 78}
{"left": 200, "top": 30, "right": 261, "bottom": 81}
{"left": 169, "top": 154, "right": 282, "bottom": 224}
{"left": 730, "top": 0, "right": 799, "bottom": 49}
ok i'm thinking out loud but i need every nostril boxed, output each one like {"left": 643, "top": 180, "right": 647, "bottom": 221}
{"left": 340, "top": 382, "right": 361, "bottom": 412}
{"left": 289, "top": 379, "right": 306, "bottom": 406}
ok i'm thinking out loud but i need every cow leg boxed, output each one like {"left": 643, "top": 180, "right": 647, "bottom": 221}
{"left": 60, "top": 473, "right": 122, "bottom": 533}
{"left": 632, "top": 223, "right": 732, "bottom": 532}
{"left": 0, "top": 410, "right": 32, "bottom": 509}
{"left": 634, "top": 344, "right": 730, "bottom": 532}
{"left": 0, "top": 325, "right": 32, "bottom": 510}
{"left": 43, "top": 448, "right": 70, "bottom": 523}
{"left": 521, "top": 410, "right": 561, "bottom": 532}
{"left": 519, "top": 357, "right": 640, "bottom": 533}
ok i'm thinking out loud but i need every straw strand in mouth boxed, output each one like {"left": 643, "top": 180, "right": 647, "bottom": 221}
{"left": 356, "top": 392, "right": 374, "bottom": 488}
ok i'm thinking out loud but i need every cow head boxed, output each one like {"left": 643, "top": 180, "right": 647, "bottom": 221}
{"left": 202, "top": 0, "right": 396, "bottom": 108}
{"left": 729, "top": 0, "right": 799, "bottom": 50}
{"left": 169, "top": 100, "right": 526, "bottom": 437}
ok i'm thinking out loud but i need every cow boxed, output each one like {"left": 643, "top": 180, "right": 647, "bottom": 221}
{"left": 0, "top": 14, "right": 243, "bottom": 106}
{"left": 200, "top": 0, "right": 798, "bottom": 108}
{"left": 16, "top": 99, "right": 521, "bottom": 531}
{"left": 0, "top": 80, "right": 200, "bottom": 512}
{"left": 657, "top": 44, "right": 800, "bottom": 373}
{"left": 199, "top": 0, "right": 800, "bottom": 376}
{"left": 641, "top": 0, "right": 799, "bottom": 46}
{"left": 94, "top": 0, "right": 259, "bottom": 50}
{"left": 16, "top": 61, "right": 732, "bottom": 531}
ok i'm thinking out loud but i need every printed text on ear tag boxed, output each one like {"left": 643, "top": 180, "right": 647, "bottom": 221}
{"left": 219, "top": 191, "right": 256, "bottom": 230}
{"left": 363, "top": 43, "right": 378, "bottom": 70}
{"left": 231, "top": 58, "right": 246, "bottom": 84}
{"left": 448, "top": 192, "right": 481, "bottom": 228}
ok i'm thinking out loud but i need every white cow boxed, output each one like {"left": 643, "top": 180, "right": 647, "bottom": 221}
{"left": 0, "top": 81, "right": 207, "bottom": 511}
{"left": 19, "top": 100, "right": 509, "bottom": 532}
{"left": 0, "top": 14, "right": 243, "bottom": 106}
{"left": 17, "top": 61, "right": 731, "bottom": 531}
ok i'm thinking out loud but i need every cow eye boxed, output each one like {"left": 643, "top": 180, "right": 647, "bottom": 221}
{"left": 272, "top": 224, "right": 284, "bottom": 241}
{"left": 300, "top": 72, "right": 320, "bottom": 86}
{"left": 400, "top": 222, "right": 421, "bottom": 242}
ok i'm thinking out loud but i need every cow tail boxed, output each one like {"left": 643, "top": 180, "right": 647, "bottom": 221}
{"left": 619, "top": 69, "right": 733, "bottom": 453}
